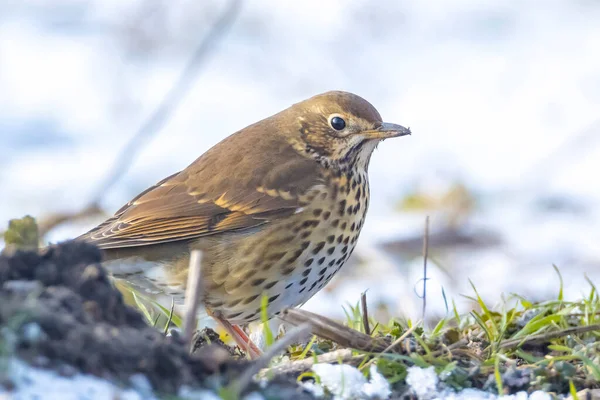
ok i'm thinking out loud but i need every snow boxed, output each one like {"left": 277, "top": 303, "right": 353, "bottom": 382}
{"left": 0, "top": 357, "right": 266, "bottom": 400}
{"left": 406, "top": 366, "right": 439, "bottom": 399}
{"left": 312, "top": 363, "right": 391, "bottom": 399}
{"left": 2, "top": 358, "right": 153, "bottom": 400}
{"left": 404, "top": 366, "right": 555, "bottom": 400}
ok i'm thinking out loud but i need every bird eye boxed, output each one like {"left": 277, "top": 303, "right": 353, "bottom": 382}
{"left": 329, "top": 116, "right": 346, "bottom": 131}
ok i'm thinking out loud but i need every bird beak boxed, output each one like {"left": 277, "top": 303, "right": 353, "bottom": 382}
{"left": 362, "top": 122, "right": 412, "bottom": 140}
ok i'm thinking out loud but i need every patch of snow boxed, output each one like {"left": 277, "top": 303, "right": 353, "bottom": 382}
{"left": 526, "top": 391, "right": 552, "bottom": 400}
{"left": 243, "top": 392, "right": 266, "bottom": 400}
{"left": 3, "top": 358, "right": 153, "bottom": 400}
{"left": 302, "top": 381, "right": 325, "bottom": 398}
{"left": 406, "top": 366, "right": 439, "bottom": 399}
{"left": 312, "top": 363, "right": 391, "bottom": 399}
{"left": 362, "top": 365, "right": 392, "bottom": 399}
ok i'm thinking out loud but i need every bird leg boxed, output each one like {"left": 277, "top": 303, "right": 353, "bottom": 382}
{"left": 208, "top": 309, "right": 262, "bottom": 359}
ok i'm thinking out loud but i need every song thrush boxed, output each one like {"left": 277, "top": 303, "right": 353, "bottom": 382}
{"left": 78, "top": 91, "right": 410, "bottom": 356}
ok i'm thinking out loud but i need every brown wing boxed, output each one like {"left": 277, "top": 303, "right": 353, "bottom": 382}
{"left": 78, "top": 122, "right": 324, "bottom": 249}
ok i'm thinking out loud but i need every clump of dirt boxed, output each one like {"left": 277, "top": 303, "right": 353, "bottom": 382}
{"left": 0, "top": 241, "right": 312, "bottom": 398}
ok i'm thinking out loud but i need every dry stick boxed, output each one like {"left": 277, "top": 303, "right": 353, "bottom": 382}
{"left": 259, "top": 349, "right": 358, "bottom": 377}
{"left": 229, "top": 324, "right": 312, "bottom": 397}
{"left": 281, "top": 309, "right": 392, "bottom": 352}
{"left": 183, "top": 250, "right": 203, "bottom": 344}
{"left": 361, "top": 291, "right": 371, "bottom": 335}
{"left": 38, "top": 0, "right": 242, "bottom": 240}
{"left": 88, "top": 0, "right": 242, "bottom": 205}
{"left": 422, "top": 216, "right": 430, "bottom": 327}
{"left": 498, "top": 323, "right": 600, "bottom": 350}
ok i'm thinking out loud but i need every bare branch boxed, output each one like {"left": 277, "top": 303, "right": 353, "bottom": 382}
{"left": 183, "top": 250, "right": 203, "bottom": 344}
{"left": 88, "top": 0, "right": 242, "bottom": 205}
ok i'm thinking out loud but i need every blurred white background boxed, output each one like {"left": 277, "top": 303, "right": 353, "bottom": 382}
{"left": 1, "top": 0, "right": 599, "bottom": 321}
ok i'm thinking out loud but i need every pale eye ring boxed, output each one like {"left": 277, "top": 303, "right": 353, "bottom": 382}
{"left": 329, "top": 115, "right": 346, "bottom": 131}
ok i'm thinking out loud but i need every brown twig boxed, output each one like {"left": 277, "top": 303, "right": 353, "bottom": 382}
{"left": 37, "top": 0, "right": 242, "bottom": 240}
{"left": 229, "top": 323, "right": 312, "bottom": 397}
{"left": 183, "top": 250, "right": 203, "bottom": 344}
{"left": 361, "top": 291, "right": 371, "bottom": 335}
{"left": 281, "top": 308, "right": 393, "bottom": 353}
{"left": 88, "top": 0, "right": 242, "bottom": 205}
{"left": 259, "top": 349, "right": 360, "bottom": 377}
{"left": 37, "top": 203, "right": 105, "bottom": 239}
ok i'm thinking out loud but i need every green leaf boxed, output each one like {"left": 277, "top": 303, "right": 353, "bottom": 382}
{"left": 513, "top": 314, "right": 562, "bottom": 339}
{"left": 260, "top": 294, "right": 274, "bottom": 348}
{"left": 553, "top": 264, "right": 564, "bottom": 302}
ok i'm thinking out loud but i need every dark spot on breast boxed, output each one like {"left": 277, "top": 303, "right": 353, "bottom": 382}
{"left": 327, "top": 247, "right": 335, "bottom": 255}
{"left": 242, "top": 295, "right": 260, "bottom": 305}
{"left": 246, "top": 311, "right": 258, "bottom": 320}
{"left": 323, "top": 211, "right": 331, "bottom": 220}
{"left": 261, "top": 262, "right": 274, "bottom": 271}
{"left": 309, "top": 281, "right": 318, "bottom": 291}
{"left": 286, "top": 249, "right": 304, "bottom": 264}
{"left": 299, "top": 277, "right": 308, "bottom": 285}
{"left": 318, "top": 257, "right": 326, "bottom": 265}
{"left": 282, "top": 267, "right": 295, "bottom": 275}
{"left": 326, "top": 235, "right": 335, "bottom": 244}
{"left": 299, "top": 287, "right": 306, "bottom": 294}
{"left": 227, "top": 311, "right": 243, "bottom": 319}
{"left": 300, "top": 231, "right": 311, "bottom": 239}
{"left": 343, "top": 236, "right": 350, "bottom": 245}
{"left": 301, "top": 241, "right": 310, "bottom": 250}
{"left": 338, "top": 200, "right": 346, "bottom": 216}
{"left": 350, "top": 223, "right": 356, "bottom": 231}
{"left": 319, "top": 267, "right": 327, "bottom": 275}
{"left": 301, "top": 220, "right": 319, "bottom": 229}
{"left": 352, "top": 180, "right": 357, "bottom": 190}
{"left": 337, "top": 234, "right": 344, "bottom": 244}
{"left": 346, "top": 205, "right": 353, "bottom": 215}
{"left": 342, "top": 246, "right": 348, "bottom": 254}
{"left": 268, "top": 294, "right": 280, "bottom": 303}
{"left": 331, "top": 219, "right": 339, "bottom": 228}
{"left": 285, "top": 282, "right": 294, "bottom": 289}
{"left": 251, "top": 278, "right": 266, "bottom": 287}
{"left": 320, "top": 192, "right": 328, "bottom": 200}
{"left": 340, "top": 222, "right": 347, "bottom": 230}
{"left": 313, "top": 242, "right": 325, "bottom": 254}
{"left": 305, "top": 258, "right": 314, "bottom": 267}
{"left": 353, "top": 204, "right": 360, "bottom": 214}
{"left": 313, "top": 209, "right": 322, "bottom": 217}
{"left": 273, "top": 235, "right": 295, "bottom": 246}
{"left": 264, "top": 281, "right": 277, "bottom": 289}
{"left": 328, "top": 259, "right": 336, "bottom": 267}
{"left": 268, "top": 252, "right": 287, "bottom": 262}
{"left": 227, "top": 298, "right": 242, "bottom": 307}
{"left": 355, "top": 188, "right": 361, "bottom": 200}
{"left": 303, "top": 268, "right": 312, "bottom": 277}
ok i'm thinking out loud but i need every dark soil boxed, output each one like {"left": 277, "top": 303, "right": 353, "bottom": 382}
{"left": 0, "top": 241, "right": 315, "bottom": 398}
